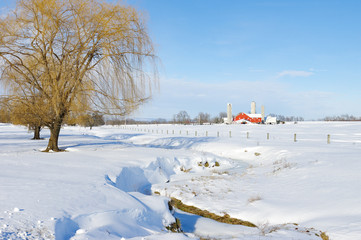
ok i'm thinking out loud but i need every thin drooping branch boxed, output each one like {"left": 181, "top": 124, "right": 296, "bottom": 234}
{"left": 0, "top": 0, "right": 158, "bottom": 151}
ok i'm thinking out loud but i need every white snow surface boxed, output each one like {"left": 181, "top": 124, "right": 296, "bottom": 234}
{"left": 1, "top": 122, "right": 361, "bottom": 239}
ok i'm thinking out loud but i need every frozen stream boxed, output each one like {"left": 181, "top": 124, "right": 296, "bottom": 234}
{"left": 2, "top": 122, "right": 360, "bottom": 239}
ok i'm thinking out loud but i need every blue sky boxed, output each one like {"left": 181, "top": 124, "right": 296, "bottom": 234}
{"left": 127, "top": 0, "right": 361, "bottom": 120}
{"left": 1, "top": 0, "right": 361, "bottom": 120}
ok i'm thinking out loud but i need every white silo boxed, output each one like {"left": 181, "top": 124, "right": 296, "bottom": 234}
{"left": 261, "top": 105, "right": 265, "bottom": 122}
{"left": 227, "top": 103, "right": 232, "bottom": 124}
{"left": 251, "top": 101, "right": 256, "bottom": 114}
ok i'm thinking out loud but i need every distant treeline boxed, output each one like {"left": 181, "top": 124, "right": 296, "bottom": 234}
{"left": 3, "top": 107, "right": 360, "bottom": 127}
{"left": 268, "top": 114, "right": 304, "bottom": 122}
{"left": 0, "top": 109, "right": 105, "bottom": 128}
{"left": 109, "top": 112, "right": 307, "bottom": 125}
{"left": 0, "top": 110, "right": 306, "bottom": 126}
{"left": 323, "top": 114, "right": 361, "bottom": 121}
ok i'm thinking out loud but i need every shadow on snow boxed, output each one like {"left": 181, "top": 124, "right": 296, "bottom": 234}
{"left": 64, "top": 135, "right": 215, "bottom": 151}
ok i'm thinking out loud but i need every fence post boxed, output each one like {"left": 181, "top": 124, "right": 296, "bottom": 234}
{"left": 217, "top": 131, "right": 219, "bottom": 137}
{"left": 267, "top": 133, "right": 269, "bottom": 140}
{"left": 187, "top": 130, "right": 188, "bottom": 136}
{"left": 206, "top": 131, "right": 208, "bottom": 137}
{"left": 229, "top": 131, "right": 232, "bottom": 138}
{"left": 247, "top": 132, "right": 249, "bottom": 139}
{"left": 172, "top": 130, "right": 174, "bottom": 134}
{"left": 327, "top": 134, "right": 330, "bottom": 144}
{"left": 195, "top": 131, "right": 197, "bottom": 137}
{"left": 294, "top": 133, "right": 297, "bottom": 142}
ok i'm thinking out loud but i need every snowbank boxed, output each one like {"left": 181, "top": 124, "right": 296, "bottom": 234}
{"left": 1, "top": 122, "right": 360, "bottom": 239}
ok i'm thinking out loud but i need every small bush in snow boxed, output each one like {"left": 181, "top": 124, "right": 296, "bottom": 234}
{"left": 180, "top": 166, "right": 192, "bottom": 173}
{"left": 165, "top": 218, "right": 182, "bottom": 233}
{"left": 320, "top": 232, "right": 330, "bottom": 240}
{"left": 248, "top": 195, "right": 262, "bottom": 203}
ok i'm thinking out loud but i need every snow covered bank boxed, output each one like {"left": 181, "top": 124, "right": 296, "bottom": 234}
{"left": 1, "top": 122, "right": 360, "bottom": 239}
{"left": 0, "top": 124, "right": 182, "bottom": 239}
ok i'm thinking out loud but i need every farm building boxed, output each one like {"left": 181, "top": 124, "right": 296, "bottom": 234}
{"left": 265, "top": 116, "right": 277, "bottom": 124}
{"left": 234, "top": 113, "right": 263, "bottom": 123}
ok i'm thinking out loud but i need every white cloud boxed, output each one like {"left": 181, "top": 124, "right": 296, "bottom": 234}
{"left": 0, "top": 8, "right": 7, "bottom": 18}
{"left": 277, "top": 70, "right": 314, "bottom": 78}
{"left": 134, "top": 77, "right": 289, "bottom": 119}
{"left": 0, "top": 6, "right": 14, "bottom": 19}
{"left": 132, "top": 76, "right": 344, "bottom": 120}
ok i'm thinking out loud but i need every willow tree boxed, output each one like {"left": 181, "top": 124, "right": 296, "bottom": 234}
{"left": 9, "top": 94, "right": 48, "bottom": 140}
{"left": 0, "top": 0, "right": 157, "bottom": 151}
{"left": 0, "top": 97, "right": 11, "bottom": 123}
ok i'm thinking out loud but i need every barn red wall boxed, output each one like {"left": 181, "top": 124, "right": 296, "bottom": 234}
{"left": 234, "top": 113, "right": 262, "bottom": 123}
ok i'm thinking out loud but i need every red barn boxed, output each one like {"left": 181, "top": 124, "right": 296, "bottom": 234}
{"left": 234, "top": 113, "right": 263, "bottom": 123}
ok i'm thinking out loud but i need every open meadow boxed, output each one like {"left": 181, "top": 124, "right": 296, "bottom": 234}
{"left": 1, "top": 121, "right": 361, "bottom": 239}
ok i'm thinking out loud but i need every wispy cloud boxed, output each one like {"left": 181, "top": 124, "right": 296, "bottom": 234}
{"left": 0, "top": 6, "right": 12, "bottom": 18}
{"left": 133, "top": 76, "right": 341, "bottom": 120}
{"left": 0, "top": 7, "right": 6, "bottom": 18}
{"left": 278, "top": 70, "right": 314, "bottom": 78}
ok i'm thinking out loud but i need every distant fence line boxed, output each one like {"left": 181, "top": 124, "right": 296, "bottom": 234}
{"left": 119, "top": 126, "right": 338, "bottom": 144}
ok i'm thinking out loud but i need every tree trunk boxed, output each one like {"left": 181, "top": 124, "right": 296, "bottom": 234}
{"left": 32, "top": 125, "right": 41, "bottom": 140}
{"left": 44, "top": 123, "right": 62, "bottom": 152}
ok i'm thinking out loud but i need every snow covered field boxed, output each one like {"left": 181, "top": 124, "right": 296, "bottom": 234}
{"left": 1, "top": 121, "right": 361, "bottom": 239}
